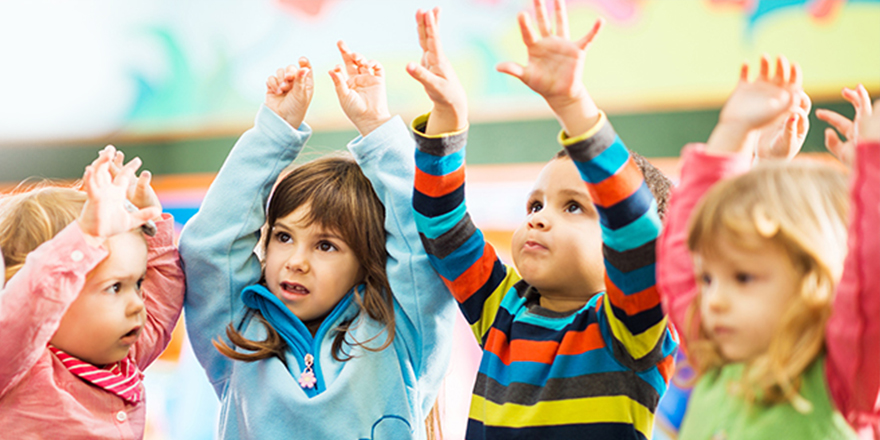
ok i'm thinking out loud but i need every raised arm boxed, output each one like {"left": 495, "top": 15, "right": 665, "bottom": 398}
{"left": 406, "top": 8, "right": 520, "bottom": 346}
{"left": 179, "top": 61, "right": 313, "bottom": 394}
{"left": 657, "top": 56, "right": 805, "bottom": 349}
{"left": 825, "top": 99, "right": 880, "bottom": 432}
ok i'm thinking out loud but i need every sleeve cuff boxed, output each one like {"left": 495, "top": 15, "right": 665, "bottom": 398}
{"left": 411, "top": 112, "right": 469, "bottom": 138}
{"left": 559, "top": 111, "right": 607, "bottom": 146}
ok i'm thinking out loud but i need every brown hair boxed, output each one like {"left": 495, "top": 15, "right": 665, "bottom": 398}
{"left": 554, "top": 149, "right": 672, "bottom": 221}
{"left": 0, "top": 184, "right": 86, "bottom": 281}
{"left": 685, "top": 160, "right": 848, "bottom": 411}
{"left": 215, "top": 153, "right": 396, "bottom": 363}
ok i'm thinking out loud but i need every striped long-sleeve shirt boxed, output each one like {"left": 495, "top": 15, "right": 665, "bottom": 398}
{"left": 412, "top": 112, "right": 678, "bottom": 439}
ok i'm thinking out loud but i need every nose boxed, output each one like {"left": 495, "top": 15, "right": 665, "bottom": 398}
{"left": 703, "top": 282, "right": 729, "bottom": 313}
{"left": 527, "top": 210, "right": 550, "bottom": 230}
{"left": 127, "top": 290, "right": 145, "bottom": 317}
{"left": 285, "top": 247, "right": 310, "bottom": 273}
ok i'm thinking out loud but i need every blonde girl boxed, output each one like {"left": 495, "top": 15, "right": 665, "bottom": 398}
{"left": 0, "top": 148, "right": 184, "bottom": 439}
{"left": 178, "top": 42, "right": 455, "bottom": 440}
{"left": 657, "top": 55, "right": 880, "bottom": 439}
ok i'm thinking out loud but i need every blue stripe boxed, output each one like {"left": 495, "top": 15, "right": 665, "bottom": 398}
{"left": 415, "top": 148, "right": 464, "bottom": 176}
{"left": 595, "top": 182, "right": 654, "bottom": 230}
{"left": 478, "top": 348, "right": 627, "bottom": 387}
{"left": 602, "top": 202, "right": 660, "bottom": 252}
{"left": 636, "top": 362, "right": 671, "bottom": 398}
{"left": 606, "top": 262, "right": 656, "bottom": 296}
{"left": 571, "top": 136, "right": 629, "bottom": 184}
{"left": 413, "top": 203, "right": 468, "bottom": 240}
{"left": 426, "top": 230, "right": 486, "bottom": 281}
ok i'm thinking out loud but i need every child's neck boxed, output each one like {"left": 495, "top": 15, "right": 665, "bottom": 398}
{"left": 536, "top": 281, "right": 605, "bottom": 313}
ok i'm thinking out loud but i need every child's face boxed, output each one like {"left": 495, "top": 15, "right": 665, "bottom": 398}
{"left": 264, "top": 204, "right": 365, "bottom": 323}
{"left": 695, "top": 235, "right": 800, "bottom": 362}
{"left": 511, "top": 158, "right": 605, "bottom": 306}
{"left": 50, "top": 231, "right": 148, "bottom": 366}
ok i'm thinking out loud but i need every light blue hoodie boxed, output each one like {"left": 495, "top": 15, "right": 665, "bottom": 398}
{"left": 179, "top": 106, "right": 456, "bottom": 439}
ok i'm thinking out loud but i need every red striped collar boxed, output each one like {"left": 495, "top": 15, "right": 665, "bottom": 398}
{"left": 48, "top": 345, "right": 144, "bottom": 404}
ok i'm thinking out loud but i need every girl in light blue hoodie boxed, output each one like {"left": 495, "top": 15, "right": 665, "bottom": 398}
{"left": 179, "top": 41, "right": 455, "bottom": 439}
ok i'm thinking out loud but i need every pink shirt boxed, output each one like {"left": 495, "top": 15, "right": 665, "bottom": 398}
{"left": 657, "top": 143, "right": 880, "bottom": 438}
{"left": 0, "top": 214, "right": 184, "bottom": 439}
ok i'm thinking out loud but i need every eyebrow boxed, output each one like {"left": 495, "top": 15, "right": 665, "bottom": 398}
{"left": 272, "top": 222, "right": 345, "bottom": 241}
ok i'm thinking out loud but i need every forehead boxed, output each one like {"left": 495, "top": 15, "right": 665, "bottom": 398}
{"left": 90, "top": 231, "right": 148, "bottom": 278}
{"left": 530, "top": 158, "right": 591, "bottom": 200}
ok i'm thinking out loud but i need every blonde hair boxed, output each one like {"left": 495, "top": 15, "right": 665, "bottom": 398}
{"left": 0, "top": 183, "right": 86, "bottom": 282}
{"left": 686, "top": 160, "right": 848, "bottom": 411}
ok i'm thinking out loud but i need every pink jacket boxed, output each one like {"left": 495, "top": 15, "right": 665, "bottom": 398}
{"left": 0, "top": 214, "right": 184, "bottom": 439}
{"left": 657, "top": 143, "right": 880, "bottom": 438}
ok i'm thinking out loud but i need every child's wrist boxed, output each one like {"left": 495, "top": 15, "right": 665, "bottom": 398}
{"left": 706, "top": 121, "right": 758, "bottom": 155}
{"left": 548, "top": 93, "right": 601, "bottom": 139}
{"left": 425, "top": 105, "right": 467, "bottom": 136}
{"left": 76, "top": 219, "right": 106, "bottom": 248}
{"left": 355, "top": 115, "right": 392, "bottom": 137}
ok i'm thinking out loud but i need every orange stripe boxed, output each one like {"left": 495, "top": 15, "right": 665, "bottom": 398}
{"left": 484, "top": 323, "right": 606, "bottom": 365}
{"left": 414, "top": 166, "right": 465, "bottom": 198}
{"left": 605, "top": 275, "right": 661, "bottom": 316}
{"left": 657, "top": 353, "right": 675, "bottom": 383}
{"left": 440, "top": 243, "right": 498, "bottom": 303}
{"left": 585, "top": 158, "right": 642, "bottom": 208}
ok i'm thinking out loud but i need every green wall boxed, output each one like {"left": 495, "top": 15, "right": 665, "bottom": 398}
{"left": 0, "top": 101, "right": 852, "bottom": 183}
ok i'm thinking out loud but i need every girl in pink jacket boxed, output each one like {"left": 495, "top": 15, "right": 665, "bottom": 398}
{"left": 657, "top": 55, "right": 879, "bottom": 439}
{"left": 0, "top": 146, "right": 185, "bottom": 439}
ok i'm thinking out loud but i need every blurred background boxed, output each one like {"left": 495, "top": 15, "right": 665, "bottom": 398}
{"left": 1, "top": 0, "right": 878, "bottom": 438}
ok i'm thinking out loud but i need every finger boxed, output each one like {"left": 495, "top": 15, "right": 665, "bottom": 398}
{"left": 815, "top": 108, "right": 853, "bottom": 135}
{"left": 855, "top": 84, "right": 872, "bottom": 115}
{"left": 425, "top": 6, "right": 443, "bottom": 55}
{"left": 267, "top": 76, "right": 280, "bottom": 94}
{"left": 796, "top": 110, "right": 808, "bottom": 135}
{"left": 798, "top": 91, "right": 811, "bottom": 113}
{"left": 554, "top": 0, "right": 569, "bottom": 39}
{"left": 518, "top": 11, "right": 537, "bottom": 47}
{"left": 118, "top": 156, "right": 143, "bottom": 184}
{"left": 113, "top": 150, "right": 125, "bottom": 170}
{"left": 739, "top": 62, "right": 750, "bottom": 82}
{"left": 416, "top": 10, "right": 428, "bottom": 51}
{"left": 759, "top": 54, "right": 770, "bottom": 82}
{"left": 298, "top": 67, "right": 313, "bottom": 93}
{"left": 369, "top": 60, "right": 385, "bottom": 78}
{"left": 276, "top": 67, "right": 285, "bottom": 83}
{"left": 774, "top": 55, "right": 790, "bottom": 86}
{"left": 824, "top": 127, "right": 843, "bottom": 155}
{"left": 131, "top": 207, "right": 162, "bottom": 227}
{"left": 298, "top": 56, "right": 311, "bottom": 70}
{"left": 496, "top": 61, "right": 526, "bottom": 81}
{"left": 329, "top": 67, "right": 350, "bottom": 97}
{"left": 575, "top": 18, "right": 604, "bottom": 51}
{"left": 533, "top": 0, "right": 552, "bottom": 37}
{"left": 337, "top": 40, "right": 359, "bottom": 76}
{"left": 407, "top": 62, "right": 439, "bottom": 90}
{"left": 789, "top": 61, "right": 801, "bottom": 88}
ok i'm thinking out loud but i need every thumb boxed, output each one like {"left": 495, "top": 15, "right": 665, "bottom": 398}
{"left": 406, "top": 62, "right": 438, "bottom": 88}
{"left": 495, "top": 61, "right": 525, "bottom": 81}
{"left": 131, "top": 207, "right": 162, "bottom": 227}
{"left": 328, "top": 67, "right": 349, "bottom": 99}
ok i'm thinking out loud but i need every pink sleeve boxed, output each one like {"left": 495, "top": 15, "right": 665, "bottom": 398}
{"left": 130, "top": 214, "right": 185, "bottom": 370}
{"left": 0, "top": 223, "right": 107, "bottom": 397}
{"left": 825, "top": 141, "right": 880, "bottom": 435}
{"left": 656, "top": 144, "right": 751, "bottom": 352}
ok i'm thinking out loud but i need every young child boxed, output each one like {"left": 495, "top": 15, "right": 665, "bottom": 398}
{"left": 0, "top": 146, "right": 184, "bottom": 439}
{"left": 178, "top": 43, "right": 456, "bottom": 439}
{"left": 656, "top": 55, "right": 880, "bottom": 439}
{"left": 406, "top": 1, "right": 677, "bottom": 438}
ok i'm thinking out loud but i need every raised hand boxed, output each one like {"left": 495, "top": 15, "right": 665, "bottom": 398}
{"left": 706, "top": 55, "right": 804, "bottom": 156}
{"left": 109, "top": 148, "right": 162, "bottom": 220}
{"left": 329, "top": 41, "right": 391, "bottom": 136}
{"left": 265, "top": 58, "right": 314, "bottom": 129}
{"left": 755, "top": 90, "right": 811, "bottom": 161}
{"left": 858, "top": 100, "right": 880, "bottom": 143}
{"left": 77, "top": 146, "right": 162, "bottom": 245}
{"left": 816, "top": 84, "right": 873, "bottom": 168}
{"left": 496, "top": 0, "right": 604, "bottom": 137}
{"left": 405, "top": 7, "right": 468, "bottom": 135}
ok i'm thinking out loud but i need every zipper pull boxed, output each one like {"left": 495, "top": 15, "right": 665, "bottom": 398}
{"left": 298, "top": 353, "right": 317, "bottom": 389}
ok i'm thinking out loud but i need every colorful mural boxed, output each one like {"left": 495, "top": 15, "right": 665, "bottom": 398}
{"left": 0, "top": 0, "right": 877, "bottom": 144}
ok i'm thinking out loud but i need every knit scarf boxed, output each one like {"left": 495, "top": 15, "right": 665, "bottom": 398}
{"left": 48, "top": 345, "right": 144, "bottom": 404}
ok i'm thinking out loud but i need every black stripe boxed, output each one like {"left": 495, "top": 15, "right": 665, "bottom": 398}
{"left": 413, "top": 123, "right": 467, "bottom": 157}
{"left": 456, "top": 259, "right": 510, "bottom": 331}
{"left": 563, "top": 119, "right": 617, "bottom": 163}
{"left": 413, "top": 185, "right": 465, "bottom": 218}
{"left": 473, "top": 370, "right": 660, "bottom": 412}
{"left": 603, "top": 239, "right": 656, "bottom": 273}
{"left": 417, "top": 213, "right": 477, "bottom": 259}
{"left": 609, "top": 320, "right": 669, "bottom": 372}
{"left": 595, "top": 181, "right": 654, "bottom": 230}
{"left": 466, "top": 421, "right": 649, "bottom": 440}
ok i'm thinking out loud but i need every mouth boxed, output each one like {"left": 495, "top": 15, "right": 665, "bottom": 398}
{"left": 279, "top": 281, "right": 310, "bottom": 300}
{"left": 522, "top": 240, "right": 548, "bottom": 252}
{"left": 711, "top": 325, "right": 735, "bottom": 338}
{"left": 119, "top": 326, "right": 142, "bottom": 345}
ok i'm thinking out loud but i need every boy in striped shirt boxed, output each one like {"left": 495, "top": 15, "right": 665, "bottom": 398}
{"left": 405, "top": 1, "right": 677, "bottom": 438}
